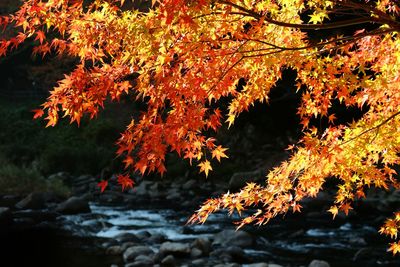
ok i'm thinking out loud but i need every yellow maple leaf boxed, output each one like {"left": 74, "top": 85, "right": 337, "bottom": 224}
{"left": 211, "top": 145, "right": 228, "bottom": 162}
{"left": 389, "top": 242, "right": 400, "bottom": 255}
{"left": 328, "top": 205, "right": 338, "bottom": 219}
{"left": 309, "top": 11, "right": 329, "bottom": 24}
{"left": 198, "top": 160, "right": 212, "bottom": 177}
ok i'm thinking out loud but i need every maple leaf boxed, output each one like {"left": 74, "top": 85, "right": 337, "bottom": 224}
{"left": 97, "top": 180, "right": 108, "bottom": 193}
{"left": 198, "top": 160, "right": 212, "bottom": 177}
{"left": 309, "top": 11, "right": 329, "bottom": 24}
{"left": 328, "top": 205, "right": 339, "bottom": 219}
{"left": 117, "top": 174, "right": 134, "bottom": 191}
{"left": 292, "top": 203, "right": 302, "bottom": 213}
{"left": 6, "top": 0, "right": 400, "bottom": 254}
{"left": 389, "top": 242, "right": 400, "bottom": 255}
{"left": 340, "top": 203, "right": 353, "bottom": 216}
{"left": 123, "top": 155, "right": 134, "bottom": 168}
{"left": 135, "top": 160, "right": 148, "bottom": 175}
{"left": 35, "top": 30, "right": 46, "bottom": 44}
{"left": 32, "top": 109, "right": 44, "bottom": 119}
{"left": 211, "top": 145, "right": 228, "bottom": 162}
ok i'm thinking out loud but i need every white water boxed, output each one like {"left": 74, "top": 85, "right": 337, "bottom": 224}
{"left": 89, "top": 203, "right": 216, "bottom": 240}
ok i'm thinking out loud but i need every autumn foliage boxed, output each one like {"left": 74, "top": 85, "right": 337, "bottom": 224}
{"left": 2, "top": 0, "right": 400, "bottom": 253}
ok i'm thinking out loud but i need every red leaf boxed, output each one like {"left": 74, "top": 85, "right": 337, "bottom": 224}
{"left": 117, "top": 174, "right": 134, "bottom": 191}
{"left": 32, "top": 109, "right": 44, "bottom": 119}
{"left": 35, "top": 30, "right": 46, "bottom": 44}
{"left": 97, "top": 180, "right": 108, "bottom": 193}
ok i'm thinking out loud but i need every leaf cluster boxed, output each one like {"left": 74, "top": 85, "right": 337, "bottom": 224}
{"left": 2, "top": 0, "right": 400, "bottom": 253}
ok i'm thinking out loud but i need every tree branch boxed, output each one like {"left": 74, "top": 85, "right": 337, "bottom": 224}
{"left": 217, "top": 0, "right": 377, "bottom": 30}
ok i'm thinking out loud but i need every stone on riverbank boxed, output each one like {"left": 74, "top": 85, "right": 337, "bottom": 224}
{"left": 115, "top": 232, "right": 141, "bottom": 243}
{"left": 0, "top": 207, "right": 12, "bottom": 226}
{"left": 123, "top": 245, "right": 153, "bottom": 262}
{"left": 191, "top": 237, "right": 211, "bottom": 255}
{"left": 309, "top": 259, "right": 330, "bottom": 267}
{"left": 213, "top": 229, "right": 254, "bottom": 247}
{"left": 191, "top": 258, "right": 207, "bottom": 266}
{"left": 160, "top": 254, "right": 176, "bottom": 266}
{"left": 55, "top": 196, "right": 91, "bottom": 214}
{"left": 0, "top": 195, "right": 21, "bottom": 207}
{"left": 190, "top": 247, "right": 203, "bottom": 258}
{"left": 160, "top": 241, "right": 190, "bottom": 256}
{"left": 214, "top": 263, "right": 240, "bottom": 267}
{"left": 228, "top": 169, "right": 264, "bottom": 190}
{"left": 245, "top": 263, "right": 269, "bottom": 267}
{"left": 210, "top": 245, "right": 247, "bottom": 263}
{"left": 124, "top": 255, "right": 154, "bottom": 266}
{"left": 15, "top": 192, "right": 48, "bottom": 210}
{"left": 106, "top": 245, "right": 123, "bottom": 255}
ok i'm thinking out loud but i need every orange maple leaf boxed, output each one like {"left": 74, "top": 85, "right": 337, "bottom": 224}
{"left": 123, "top": 156, "right": 134, "bottom": 168}
{"left": 32, "top": 109, "right": 44, "bottom": 119}
{"left": 35, "top": 30, "right": 46, "bottom": 44}
{"left": 340, "top": 203, "right": 353, "bottom": 216}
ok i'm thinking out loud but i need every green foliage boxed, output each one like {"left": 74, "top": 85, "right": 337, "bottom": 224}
{"left": 0, "top": 154, "right": 69, "bottom": 196}
{"left": 0, "top": 99, "right": 126, "bottom": 175}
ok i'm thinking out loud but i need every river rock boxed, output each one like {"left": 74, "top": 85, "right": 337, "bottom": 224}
{"left": 123, "top": 245, "right": 153, "bottom": 262}
{"left": 353, "top": 247, "right": 374, "bottom": 261}
{"left": 149, "top": 182, "right": 167, "bottom": 198}
{"left": 191, "top": 237, "right": 211, "bottom": 254}
{"left": 98, "top": 192, "right": 123, "bottom": 204}
{"left": 55, "top": 196, "right": 91, "bottom": 214}
{"left": 135, "top": 255, "right": 153, "bottom": 262}
{"left": 116, "top": 232, "right": 141, "bottom": 243}
{"left": 160, "top": 255, "right": 175, "bottom": 266}
{"left": 211, "top": 246, "right": 247, "bottom": 263}
{"left": 15, "top": 192, "right": 48, "bottom": 210}
{"left": 48, "top": 172, "right": 72, "bottom": 184}
{"left": 308, "top": 260, "right": 330, "bottom": 267}
{"left": 182, "top": 179, "right": 197, "bottom": 190}
{"left": 190, "top": 247, "right": 203, "bottom": 258}
{"left": 0, "top": 195, "right": 20, "bottom": 207}
{"left": 348, "top": 236, "right": 367, "bottom": 246}
{"left": 246, "top": 262, "right": 270, "bottom": 267}
{"left": 133, "top": 181, "right": 153, "bottom": 196}
{"left": 125, "top": 261, "right": 152, "bottom": 267}
{"left": 121, "top": 242, "right": 137, "bottom": 251}
{"left": 160, "top": 242, "right": 190, "bottom": 256}
{"left": 245, "top": 263, "right": 269, "bottom": 267}
{"left": 228, "top": 169, "right": 264, "bottom": 190}
{"left": 213, "top": 229, "right": 254, "bottom": 247}
{"left": 135, "top": 230, "right": 151, "bottom": 240}
{"left": 191, "top": 258, "right": 206, "bottom": 266}
{"left": 72, "top": 174, "right": 95, "bottom": 186}
{"left": 106, "top": 245, "right": 123, "bottom": 255}
{"left": 12, "top": 210, "right": 58, "bottom": 224}
{"left": 0, "top": 207, "right": 12, "bottom": 226}
{"left": 214, "top": 264, "right": 240, "bottom": 267}
{"left": 165, "top": 192, "right": 181, "bottom": 201}
{"left": 148, "top": 233, "right": 166, "bottom": 244}
{"left": 267, "top": 264, "right": 284, "bottom": 267}
{"left": 123, "top": 255, "right": 154, "bottom": 266}
{"left": 72, "top": 184, "right": 88, "bottom": 195}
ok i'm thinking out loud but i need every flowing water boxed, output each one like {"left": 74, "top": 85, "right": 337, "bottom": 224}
{"left": 51, "top": 203, "right": 400, "bottom": 267}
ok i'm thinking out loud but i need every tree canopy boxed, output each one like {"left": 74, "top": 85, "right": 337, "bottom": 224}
{"left": 2, "top": 0, "right": 400, "bottom": 253}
